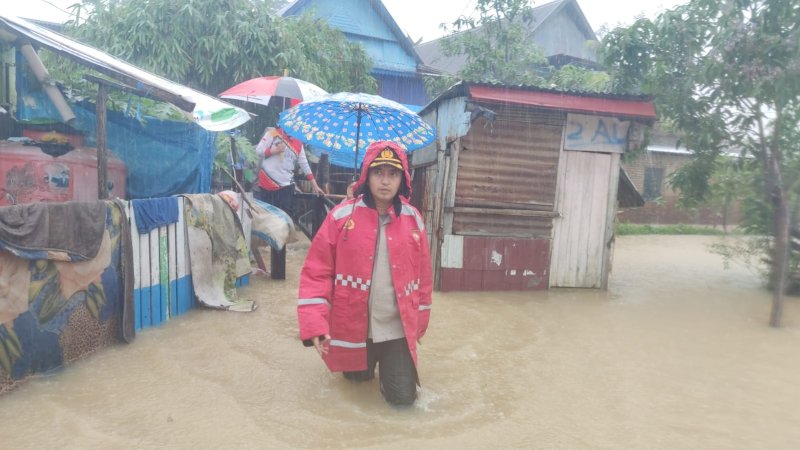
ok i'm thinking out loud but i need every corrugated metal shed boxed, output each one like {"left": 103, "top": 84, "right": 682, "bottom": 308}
{"left": 453, "top": 104, "right": 562, "bottom": 238}
{"left": 468, "top": 85, "right": 657, "bottom": 120}
{"left": 417, "top": 82, "right": 655, "bottom": 292}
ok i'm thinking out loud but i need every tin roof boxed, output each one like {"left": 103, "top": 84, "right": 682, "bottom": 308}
{"left": 419, "top": 81, "right": 656, "bottom": 120}
{"left": 0, "top": 15, "right": 250, "bottom": 131}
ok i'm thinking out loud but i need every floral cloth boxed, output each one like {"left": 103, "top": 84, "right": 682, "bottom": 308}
{"left": 182, "top": 194, "right": 254, "bottom": 312}
{"left": 0, "top": 201, "right": 132, "bottom": 394}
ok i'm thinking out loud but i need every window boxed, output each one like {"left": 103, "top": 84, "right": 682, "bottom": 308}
{"left": 643, "top": 167, "right": 664, "bottom": 201}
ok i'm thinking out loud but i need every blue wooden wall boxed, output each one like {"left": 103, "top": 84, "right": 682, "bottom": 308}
{"left": 284, "top": 0, "right": 428, "bottom": 107}
{"left": 375, "top": 71, "right": 428, "bottom": 107}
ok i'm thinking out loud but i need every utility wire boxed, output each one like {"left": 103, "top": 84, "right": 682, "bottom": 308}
{"left": 36, "top": 0, "right": 79, "bottom": 19}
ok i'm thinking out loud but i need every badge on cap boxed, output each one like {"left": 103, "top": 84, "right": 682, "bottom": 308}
{"left": 370, "top": 147, "right": 403, "bottom": 170}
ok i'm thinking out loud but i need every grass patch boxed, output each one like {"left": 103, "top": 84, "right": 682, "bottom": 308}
{"left": 616, "top": 223, "right": 727, "bottom": 236}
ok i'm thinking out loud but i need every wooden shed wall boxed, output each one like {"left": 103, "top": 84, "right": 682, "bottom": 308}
{"left": 453, "top": 104, "right": 564, "bottom": 238}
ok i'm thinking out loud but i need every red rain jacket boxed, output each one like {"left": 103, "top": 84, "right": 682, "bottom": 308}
{"left": 297, "top": 141, "right": 433, "bottom": 372}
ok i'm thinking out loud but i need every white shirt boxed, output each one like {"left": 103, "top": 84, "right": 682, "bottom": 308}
{"left": 368, "top": 214, "right": 405, "bottom": 342}
{"left": 255, "top": 128, "right": 314, "bottom": 188}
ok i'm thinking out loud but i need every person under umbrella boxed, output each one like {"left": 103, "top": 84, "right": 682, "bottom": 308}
{"left": 220, "top": 75, "right": 328, "bottom": 214}
{"left": 254, "top": 127, "right": 324, "bottom": 217}
{"left": 219, "top": 75, "right": 327, "bottom": 108}
{"left": 278, "top": 92, "right": 436, "bottom": 179}
{"left": 297, "top": 141, "right": 433, "bottom": 406}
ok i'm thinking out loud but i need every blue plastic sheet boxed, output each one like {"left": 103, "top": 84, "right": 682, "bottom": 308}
{"left": 71, "top": 102, "right": 217, "bottom": 198}
{"left": 15, "top": 55, "right": 217, "bottom": 198}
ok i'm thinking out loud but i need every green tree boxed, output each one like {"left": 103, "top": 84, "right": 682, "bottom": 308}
{"left": 425, "top": 0, "right": 611, "bottom": 99}
{"left": 439, "top": 0, "right": 549, "bottom": 86}
{"left": 422, "top": 73, "right": 460, "bottom": 100}
{"left": 39, "top": 0, "right": 377, "bottom": 191}
{"left": 548, "top": 64, "right": 611, "bottom": 92}
{"left": 64, "top": 0, "right": 375, "bottom": 96}
{"left": 601, "top": 0, "right": 800, "bottom": 326}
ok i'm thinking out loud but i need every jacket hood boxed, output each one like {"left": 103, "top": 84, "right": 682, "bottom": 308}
{"left": 353, "top": 141, "right": 412, "bottom": 199}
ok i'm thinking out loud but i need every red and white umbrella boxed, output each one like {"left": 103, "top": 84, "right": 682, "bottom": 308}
{"left": 219, "top": 76, "right": 327, "bottom": 107}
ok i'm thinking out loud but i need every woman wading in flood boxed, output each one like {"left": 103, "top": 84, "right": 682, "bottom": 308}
{"left": 297, "top": 141, "right": 432, "bottom": 406}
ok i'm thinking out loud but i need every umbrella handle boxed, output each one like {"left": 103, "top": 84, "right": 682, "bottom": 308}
{"left": 353, "top": 106, "right": 362, "bottom": 179}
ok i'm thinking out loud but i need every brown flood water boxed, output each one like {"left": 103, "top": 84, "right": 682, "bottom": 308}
{"left": 1, "top": 235, "right": 799, "bottom": 449}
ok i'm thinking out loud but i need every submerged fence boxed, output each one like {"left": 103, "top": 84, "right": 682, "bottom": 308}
{"left": 126, "top": 195, "right": 251, "bottom": 332}
{"left": 127, "top": 199, "right": 194, "bottom": 331}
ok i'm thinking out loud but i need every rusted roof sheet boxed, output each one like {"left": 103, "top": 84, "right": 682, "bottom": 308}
{"left": 468, "top": 85, "right": 657, "bottom": 120}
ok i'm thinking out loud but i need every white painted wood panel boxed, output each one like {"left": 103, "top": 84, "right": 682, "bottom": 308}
{"left": 176, "top": 198, "right": 189, "bottom": 279}
{"left": 550, "top": 150, "right": 613, "bottom": 288}
{"left": 440, "top": 234, "right": 464, "bottom": 269}
{"left": 167, "top": 220, "right": 177, "bottom": 317}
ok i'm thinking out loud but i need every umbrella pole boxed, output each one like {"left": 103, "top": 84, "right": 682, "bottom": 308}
{"left": 352, "top": 107, "right": 363, "bottom": 181}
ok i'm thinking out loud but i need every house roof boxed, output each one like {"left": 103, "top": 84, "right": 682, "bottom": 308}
{"left": 0, "top": 15, "right": 249, "bottom": 132}
{"left": 280, "top": 0, "right": 421, "bottom": 65}
{"left": 532, "top": 0, "right": 596, "bottom": 41}
{"left": 415, "top": 0, "right": 597, "bottom": 75}
{"left": 618, "top": 167, "right": 645, "bottom": 207}
{"left": 419, "top": 81, "right": 657, "bottom": 120}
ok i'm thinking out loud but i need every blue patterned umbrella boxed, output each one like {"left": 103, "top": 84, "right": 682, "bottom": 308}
{"left": 278, "top": 92, "right": 436, "bottom": 174}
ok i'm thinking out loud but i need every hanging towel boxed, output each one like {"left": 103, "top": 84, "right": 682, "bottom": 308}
{"left": 131, "top": 197, "right": 179, "bottom": 234}
{"left": 0, "top": 201, "right": 107, "bottom": 261}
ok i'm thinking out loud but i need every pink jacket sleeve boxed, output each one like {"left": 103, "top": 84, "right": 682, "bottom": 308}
{"left": 297, "top": 213, "right": 338, "bottom": 343}
{"left": 417, "top": 222, "right": 433, "bottom": 339}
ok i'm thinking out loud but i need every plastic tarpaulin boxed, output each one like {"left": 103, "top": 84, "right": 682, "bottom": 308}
{"left": 1, "top": 15, "right": 250, "bottom": 131}
{"left": 72, "top": 102, "right": 217, "bottom": 198}
{"left": 16, "top": 62, "right": 217, "bottom": 198}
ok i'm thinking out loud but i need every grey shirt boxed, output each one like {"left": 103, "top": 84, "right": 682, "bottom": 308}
{"left": 368, "top": 214, "right": 405, "bottom": 342}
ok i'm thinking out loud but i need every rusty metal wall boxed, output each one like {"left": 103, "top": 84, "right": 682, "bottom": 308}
{"left": 452, "top": 211, "right": 555, "bottom": 237}
{"left": 453, "top": 105, "right": 564, "bottom": 238}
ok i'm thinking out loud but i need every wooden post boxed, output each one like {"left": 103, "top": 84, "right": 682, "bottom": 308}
{"left": 229, "top": 134, "right": 242, "bottom": 192}
{"left": 318, "top": 153, "right": 331, "bottom": 194}
{"left": 442, "top": 140, "right": 460, "bottom": 236}
{"left": 271, "top": 247, "right": 286, "bottom": 280}
{"left": 96, "top": 83, "right": 109, "bottom": 199}
{"left": 312, "top": 195, "right": 326, "bottom": 238}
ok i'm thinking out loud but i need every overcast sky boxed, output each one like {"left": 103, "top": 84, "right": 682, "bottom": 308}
{"left": 6, "top": 0, "right": 687, "bottom": 42}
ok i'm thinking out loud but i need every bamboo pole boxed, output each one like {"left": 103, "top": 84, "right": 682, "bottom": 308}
{"left": 96, "top": 84, "right": 108, "bottom": 199}
{"left": 20, "top": 44, "right": 76, "bottom": 124}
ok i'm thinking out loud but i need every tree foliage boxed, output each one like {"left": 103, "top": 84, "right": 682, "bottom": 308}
{"left": 40, "top": 0, "right": 380, "bottom": 153}
{"left": 601, "top": 0, "right": 800, "bottom": 325}
{"left": 439, "top": 0, "right": 549, "bottom": 86}
{"left": 57, "top": 0, "right": 376, "bottom": 101}
{"left": 548, "top": 65, "right": 611, "bottom": 92}
{"left": 425, "top": 0, "right": 610, "bottom": 99}
{"left": 36, "top": 0, "right": 380, "bottom": 193}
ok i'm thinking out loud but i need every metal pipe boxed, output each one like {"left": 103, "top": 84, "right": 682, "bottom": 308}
{"left": 19, "top": 43, "right": 76, "bottom": 124}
